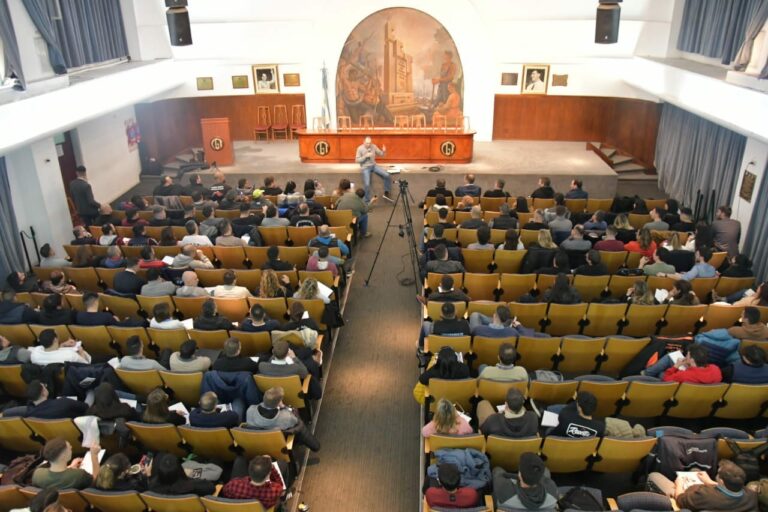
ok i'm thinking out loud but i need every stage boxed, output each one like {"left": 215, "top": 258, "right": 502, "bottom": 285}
{"left": 203, "top": 139, "right": 620, "bottom": 198}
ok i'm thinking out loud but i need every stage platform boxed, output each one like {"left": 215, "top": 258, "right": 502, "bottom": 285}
{"left": 198, "top": 139, "right": 619, "bottom": 198}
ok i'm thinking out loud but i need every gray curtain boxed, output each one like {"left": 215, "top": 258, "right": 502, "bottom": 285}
{"left": 0, "top": 0, "right": 26, "bottom": 89}
{"left": 655, "top": 104, "right": 746, "bottom": 211}
{"left": 0, "top": 157, "right": 25, "bottom": 279}
{"left": 21, "top": 0, "right": 67, "bottom": 74}
{"left": 734, "top": 0, "right": 768, "bottom": 78}
{"left": 742, "top": 161, "right": 768, "bottom": 281}
{"left": 677, "top": 0, "right": 765, "bottom": 64}
{"left": 53, "top": 0, "right": 129, "bottom": 69}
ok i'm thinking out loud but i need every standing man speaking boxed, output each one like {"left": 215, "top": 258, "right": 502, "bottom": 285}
{"left": 355, "top": 136, "right": 393, "bottom": 203}
{"left": 69, "top": 165, "right": 101, "bottom": 227}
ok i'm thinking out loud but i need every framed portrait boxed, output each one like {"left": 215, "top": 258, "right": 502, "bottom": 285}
{"left": 500, "top": 72, "right": 518, "bottom": 86}
{"left": 253, "top": 65, "right": 280, "bottom": 94}
{"left": 283, "top": 73, "right": 301, "bottom": 87}
{"left": 196, "top": 77, "right": 213, "bottom": 91}
{"left": 231, "top": 75, "right": 249, "bottom": 89}
{"left": 521, "top": 64, "right": 549, "bottom": 95}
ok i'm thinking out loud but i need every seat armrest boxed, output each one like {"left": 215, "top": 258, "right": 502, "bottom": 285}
{"left": 606, "top": 497, "right": 619, "bottom": 510}
{"left": 301, "top": 375, "right": 311, "bottom": 394}
{"left": 285, "top": 434, "right": 295, "bottom": 451}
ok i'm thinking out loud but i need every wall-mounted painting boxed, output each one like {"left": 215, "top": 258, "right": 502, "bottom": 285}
{"left": 253, "top": 65, "right": 279, "bottom": 93}
{"left": 501, "top": 72, "right": 518, "bottom": 87}
{"left": 232, "top": 75, "right": 249, "bottom": 89}
{"left": 552, "top": 74, "right": 569, "bottom": 87}
{"left": 522, "top": 64, "right": 549, "bottom": 95}
{"left": 196, "top": 77, "right": 213, "bottom": 91}
{"left": 283, "top": 73, "right": 301, "bottom": 87}
{"left": 337, "top": 7, "right": 463, "bottom": 127}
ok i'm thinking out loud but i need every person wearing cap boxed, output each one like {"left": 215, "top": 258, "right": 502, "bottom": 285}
{"left": 170, "top": 339, "right": 211, "bottom": 372}
{"left": 251, "top": 188, "right": 274, "bottom": 209}
{"left": 492, "top": 452, "right": 558, "bottom": 510}
{"left": 31, "top": 437, "right": 102, "bottom": 490}
{"left": 549, "top": 391, "right": 605, "bottom": 438}
{"left": 3, "top": 380, "right": 87, "bottom": 419}
{"left": 425, "top": 462, "right": 479, "bottom": 508}
{"left": 478, "top": 388, "right": 538, "bottom": 438}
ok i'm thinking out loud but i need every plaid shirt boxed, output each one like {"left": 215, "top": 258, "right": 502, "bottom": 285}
{"left": 220, "top": 467, "right": 284, "bottom": 508}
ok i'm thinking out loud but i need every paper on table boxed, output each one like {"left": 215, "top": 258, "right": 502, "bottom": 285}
{"left": 655, "top": 288, "right": 669, "bottom": 303}
{"left": 317, "top": 281, "right": 333, "bottom": 299}
{"left": 250, "top": 356, "right": 260, "bottom": 363}
{"left": 541, "top": 410, "right": 560, "bottom": 428}
{"left": 161, "top": 256, "right": 175, "bottom": 265}
{"left": 81, "top": 448, "right": 105, "bottom": 475}
{"left": 668, "top": 350, "right": 685, "bottom": 364}
{"left": 107, "top": 357, "right": 120, "bottom": 369}
{"left": 181, "top": 318, "right": 194, "bottom": 330}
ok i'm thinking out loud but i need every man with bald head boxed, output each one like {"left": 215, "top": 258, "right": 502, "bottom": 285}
{"left": 355, "top": 136, "right": 392, "bottom": 203}
{"left": 176, "top": 271, "right": 209, "bottom": 297}
{"left": 172, "top": 244, "right": 214, "bottom": 270}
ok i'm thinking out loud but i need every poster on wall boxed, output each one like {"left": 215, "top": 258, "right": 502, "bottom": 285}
{"left": 336, "top": 7, "right": 464, "bottom": 128}
{"left": 253, "top": 65, "right": 280, "bottom": 93}
{"left": 125, "top": 118, "right": 140, "bottom": 151}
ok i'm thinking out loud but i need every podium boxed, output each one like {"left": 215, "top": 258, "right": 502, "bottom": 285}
{"left": 200, "top": 118, "right": 234, "bottom": 166}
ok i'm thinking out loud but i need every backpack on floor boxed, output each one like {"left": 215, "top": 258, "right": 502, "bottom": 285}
{"left": 557, "top": 486, "right": 602, "bottom": 510}
{"left": 0, "top": 453, "right": 43, "bottom": 485}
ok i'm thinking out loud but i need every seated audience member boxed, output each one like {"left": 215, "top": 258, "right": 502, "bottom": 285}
{"left": 430, "top": 194, "right": 450, "bottom": 213}
{"left": 189, "top": 391, "right": 240, "bottom": 428}
{"left": 39, "top": 243, "right": 72, "bottom": 268}
{"left": 522, "top": 210, "right": 548, "bottom": 231}
{"left": 159, "top": 226, "right": 178, "bottom": 246}
{"left": 549, "top": 391, "right": 605, "bottom": 438}
{"left": 215, "top": 220, "right": 247, "bottom": 246}
{"left": 566, "top": 179, "right": 588, "bottom": 200}
{"left": 143, "top": 388, "right": 186, "bottom": 425}
{"left": 199, "top": 205, "right": 224, "bottom": 239}
{"left": 543, "top": 195, "right": 568, "bottom": 223}
{"left": 71, "top": 225, "right": 97, "bottom": 245}
{"left": 194, "top": 298, "right": 234, "bottom": 330}
{"left": 259, "top": 339, "right": 310, "bottom": 378}
{"left": 170, "top": 339, "right": 211, "bottom": 372}
{"left": 138, "top": 246, "right": 165, "bottom": 270}
{"left": 119, "top": 335, "right": 167, "bottom": 370}
{"left": 213, "top": 337, "right": 260, "bottom": 373}
{"left": 121, "top": 209, "right": 145, "bottom": 227}
{"left": 125, "top": 194, "right": 149, "bottom": 211}
{"left": 421, "top": 302, "right": 471, "bottom": 348}
{"left": 38, "top": 294, "right": 75, "bottom": 325}
{"left": 479, "top": 388, "right": 538, "bottom": 438}
{"left": 641, "top": 247, "right": 676, "bottom": 276}
{"left": 172, "top": 244, "right": 214, "bottom": 270}
{"left": 176, "top": 270, "right": 209, "bottom": 297}
{"left": 484, "top": 178, "right": 510, "bottom": 198}
{"left": 726, "top": 344, "right": 768, "bottom": 384}
{"left": 293, "top": 277, "right": 329, "bottom": 304}
{"left": 583, "top": 210, "right": 607, "bottom": 232}
{"left": 455, "top": 173, "right": 481, "bottom": 197}
{"left": 220, "top": 455, "right": 285, "bottom": 506}
{"left": 290, "top": 202, "right": 322, "bottom": 227}
{"left": 94, "top": 453, "right": 147, "bottom": 492}
{"left": 422, "top": 398, "right": 473, "bottom": 438}
{"left": 180, "top": 220, "right": 213, "bottom": 247}
{"left": 240, "top": 304, "right": 282, "bottom": 333}
{"left": 541, "top": 273, "right": 581, "bottom": 304}
{"left": 283, "top": 301, "right": 320, "bottom": 331}
{"left": 307, "top": 246, "right": 339, "bottom": 277}
{"left": 427, "top": 178, "right": 454, "bottom": 198}
{"left": 423, "top": 224, "right": 457, "bottom": 252}
{"left": 455, "top": 194, "right": 476, "bottom": 212}
{"left": 572, "top": 249, "right": 608, "bottom": 276}
{"left": 511, "top": 196, "right": 529, "bottom": 216}
{"left": 30, "top": 329, "right": 91, "bottom": 365}
{"left": 71, "top": 244, "right": 97, "bottom": 268}
{"left": 212, "top": 270, "right": 253, "bottom": 298}
{"left": 140, "top": 268, "right": 178, "bottom": 297}
{"left": 261, "top": 205, "right": 290, "bottom": 227}
{"left": 559, "top": 225, "right": 591, "bottom": 251}
{"left": 99, "top": 223, "right": 121, "bottom": 247}
{"left": 712, "top": 205, "right": 742, "bottom": 257}
{"left": 236, "top": 178, "right": 254, "bottom": 197}
{"left": 6, "top": 380, "right": 87, "bottom": 419}
{"left": 417, "top": 275, "right": 470, "bottom": 304}
{"left": 418, "top": 345, "right": 470, "bottom": 385}
{"left": 425, "top": 244, "right": 464, "bottom": 275}
{"left": 6, "top": 271, "right": 40, "bottom": 293}
{"left": 128, "top": 224, "right": 158, "bottom": 247}
{"left": 309, "top": 224, "right": 350, "bottom": 257}
{"left": 113, "top": 258, "right": 146, "bottom": 295}
{"left": 459, "top": 205, "right": 487, "bottom": 230}
{"left": 218, "top": 190, "right": 239, "bottom": 210}
{"left": 0, "top": 334, "right": 30, "bottom": 364}
{"left": 101, "top": 245, "right": 126, "bottom": 268}
{"left": 645, "top": 344, "right": 722, "bottom": 383}
{"left": 665, "top": 279, "right": 700, "bottom": 305}
{"left": 278, "top": 180, "right": 305, "bottom": 207}
{"left": 643, "top": 207, "right": 670, "bottom": 231}
{"left": 613, "top": 213, "right": 637, "bottom": 243}
{"left": 433, "top": 207, "right": 457, "bottom": 229}
{"left": 336, "top": 183, "right": 373, "bottom": 238}
{"left": 261, "top": 175, "right": 283, "bottom": 196}
{"left": 721, "top": 254, "right": 754, "bottom": 278}
{"left": 530, "top": 177, "right": 555, "bottom": 199}
{"left": 547, "top": 205, "right": 572, "bottom": 233}
{"left": 467, "top": 225, "right": 495, "bottom": 250}
{"left": 303, "top": 189, "right": 328, "bottom": 224}
{"left": 87, "top": 382, "right": 138, "bottom": 421}
{"left": 663, "top": 247, "right": 717, "bottom": 281}
{"left": 149, "top": 205, "right": 171, "bottom": 227}
{"left": 209, "top": 170, "right": 231, "bottom": 201}
{"left": 251, "top": 188, "right": 274, "bottom": 210}
{"left": 478, "top": 343, "right": 529, "bottom": 381}
{"left": 32, "top": 438, "right": 100, "bottom": 490}
{"left": 649, "top": 459, "right": 757, "bottom": 511}
{"left": 490, "top": 204, "right": 518, "bottom": 231}
{"left": 245, "top": 386, "right": 321, "bottom": 451}
{"left": 672, "top": 207, "right": 695, "bottom": 232}
{"left": 492, "top": 452, "right": 558, "bottom": 510}
{"left": 470, "top": 306, "right": 535, "bottom": 338}
{"left": 425, "top": 462, "right": 479, "bottom": 509}
{"left": 497, "top": 228, "right": 523, "bottom": 251}
{"left": 232, "top": 203, "right": 262, "bottom": 235}
{"left": 148, "top": 452, "right": 216, "bottom": 496}
{"left": 153, "top": 175, "right": 183, "bottom": 197}
{"left": 729, "top": 306, "right": 768, "bottom": 339}
{"left": 94, "top": 204, "right": 119, "bottom": 227}
{"left": 631, "top": 197, "right": 649, "bottom": 214}
{"left": 624, "top": 227, "right": 656, "bottom": 260}
{"left": 0, "top": 289, "right": 39, "bottom": 324}
{"left": 149, "top": 302, "right": 186, "bottom": 329}
{"left": 626, "top": 280, "right": 655, "bottom": 305}
{"left": 594, "top": 226, "right": 625, "bottom": 252}
{"left": 537, "top": 250, "right": 571, "bottom": 276}
{"left": 664, "top": 199, "right": 680, "bottom": 225}
{"left": 519, "top": 230, "right": 558, "bottom": 273}
{"left": 262, "top": 245, "right": 295, "bottom": 271}
{"left": 257, "top": 269, "right": 292, "bottom": 298}
{"left": 41, "top": 270, "right": 76, "bottom": 295}
{"left": 185, "top": 175, "right": 206, "bottom": 197}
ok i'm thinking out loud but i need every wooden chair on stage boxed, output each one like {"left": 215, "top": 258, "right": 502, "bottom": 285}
{"left": 394, "top": 115, "right": 410, "bottom": 129}
{"left": 290, "top": 105, "right": 306, "bottom": 139}
{"left": 411, "top": 114, "right": 426, "bottom": 129}
{"left": 272, "top": 105, "right": 289, "bottom": 140}
{"left": 253, "top": 106, "right": 271, "bottom": 141}
{"left": 359, "top": 114, "right": 374, "bottom": 129}
{"left": 337, "top": 116, "right": 352, "bottom": 131}
{"left": 432, "top": 114, "right": 446, "bottom": 131}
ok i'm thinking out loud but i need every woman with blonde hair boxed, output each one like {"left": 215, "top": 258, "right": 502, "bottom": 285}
{"left": 537, "top": 229, "right": 558, "bottom": 249}
{"left": 95, "top": 453, "right": 147, "bottom": 491}
{"left": 421, "top": 398, "right": 473, "bottom": 438}
{"left": 625, "top": 227, "right": 656, "bottom": 261}
{"left": 627, "top": 280, "right": 655, "bottom": 305}
{"left": 257, "top": 269, "right": 290, "bottom": 298}
{"left": 294, "top": 277, "right": 329, "bottom": 304}
{"left": 613, "top": 213, "right": 637, "bottom": 244}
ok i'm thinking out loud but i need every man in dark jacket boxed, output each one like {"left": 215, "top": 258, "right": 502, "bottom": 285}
{"left": 492, "top": 453, "right": 558, "bottom": 510}
{"left": 530, "top": 177, "right": 555, "bottom": 199}
{"left": 479, "top": 388, "right": 538, "bottom": 438}
{"left": 0, "top": 289, "right": 39, "bottom": 324}
{"left": 4, "top": 380, "right": 88, "bottom": 419}
{"left": 189, "top": 391, "right": 240, "bottom": 428}
{"left": 212, "top": 337, "right": 260, "bottom": 373}
{"left": 572, "top": 249, "right": 609, "bottom": 276}
{"left": 69, "top": 166, "right": 101, "bottom": 227}
{"left": 113, "top": 258, "right": 146, "bottom": 295}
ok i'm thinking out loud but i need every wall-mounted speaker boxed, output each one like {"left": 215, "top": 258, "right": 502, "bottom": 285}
{"left": 595, "top": 2, "right": 621, "bottom": 44}
{"left": 165, "top": 0, "right": 192, "bottom": 46}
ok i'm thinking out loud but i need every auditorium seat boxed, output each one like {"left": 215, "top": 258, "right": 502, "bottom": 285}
{"left": 499, "top": 274, "right": 536, "bottom": 302}
{"left": 99, "top": 293, "right": 142, "bottom": 320}
{"left": 575, "top": 379, "right": 627, "bottom": 417}
{"left": 140, "top": 492, "right": 206, "bottom": 512}
{"left": 254, "top": 374, "right": 313, "bottom": 415}
{"left": 466, "top": 300, "right": 505, "bottom": 319}
{"left": 160, "top": 371, "right": 203, "bottom": 407}
{"left": 188, "top": 329, "right": 229, "bottom": 350}
{"left": 622, "top": 305, "right": 666, "bottom": 337}
{"left": 591, "top": 437, "right": 657, "bottom": 473}
{"left": 29, "top": 324, "right": 71, "bottom": 344}
{"left": 201, "top": 495, "right": 276, "bottom": 512}
{"left": 178, "top": 425, "right": 237, "bottom": 461}
{"left": 572, "top": 275, "right": 610, "bottom": 302}
{"left": 714, "top": 276, "right": 755, "bottom": 297}
{"left": 425, "top": 272, "right": 464, "bottom": 294}
{"left": 582, "top": 303, "right": 626, "bottom": 337}
{"left": 25, "top": 418, "right": 85, "bottom": 454}
{"left": 658, "top": 304, "right": 706, "bottom": 336}
{"left": 79, "top": 489, "right": 147, "bottom": 512}
{"left": 484, "top": 436, "right": 542, "bottom": 472}
{"left": 476, "top": 379, "right": 528, "bottom": 406}
{"left": 0, "top": 417, "right": 44, "bottom": 453}
{"left": 64, "top": 267, "right": 102, "bottom": 292}
{"left": 425, "top": 434, "right": 485, "bottom": 457}
{"left": 508, "top": 302, "right": 547, "bottom": 332}
{"left": 463, "top": 273, "right": 500, "bottom": 301}
{"left": 540, "top": 436, "right": 599, "bottom": 473}
{"left": 0, "top": 324, "right": 36, "bottom": 347}
{"left": 544, "top": 303, "right": 587, "bottom": 336}
{"left": 557, "top": 336, "right": 606, "bottom": 375}
{"left": 528, "top": 380, "right": 578, "bottom": 406}
{"left": 108, "top": 326, "right": 151, "bottom": 356}
{"left": 287, "top": 226, "right": 317, "bottom": 246}
{"left": 714, "top": 383, "right": 768, "bottom": 420}
{"left": 115, "top": 368, "right": 165, "bottom": 398}
{"left": 0, "top": 485, "right": 30, "bottom": 511}
{"left": 214, "top": 298, "right": 250, "bottom": 322}
{"left": 600, "top": 336, "right": 651, "bottom": 377}
{"left": 148, "top": 327, "right": 188, "bottom": 352}
{"left": 126, "top": 421, "right": 187, "bottom": 457}
{"left": 258, "top": 227, "right": 290, "bottom": 247}
{"left": 701, "top": 304, "right": 744, "bottom": 331}
{"left": 137, "top": 294, "right": 176, "bottom": 318}
{"left": 424, "top": 378, "right": 476, "bottom": 412}
{"left": 494, "top": 249, "right": 526, "bottom": 274}
{"left": 473, "top": 336, "right": 514, "bottom": 368}
{"left": 230, "top": 330, "right": 272, "bottom": 356}
{"left": 173, "top": 296, "right": 208, "bottom": 319}
{"left": 68, "top": 325, "right": 116, "bottom": 358}
{"left": 19, "top": 487, "right": 87, "bottom": 512}
{"left": 425, "top": 335, "right": 471, "bottom": 356}
{"left": 213, "top": 247, "right": 248, "bottom": 269}
{"left": 229, "top": 428, "right": 294, "bottom": 463}
{"left": 666, "top": 383, "right": 728, "bottom": 419}
{"left": 247, "top": 297, "right": 288, "bottom": 322}
{"left": 516, "top": 336, "right": 560, "bottom": 371}
{"left": 462, "top": 249, "right": 494, "bottom": 273}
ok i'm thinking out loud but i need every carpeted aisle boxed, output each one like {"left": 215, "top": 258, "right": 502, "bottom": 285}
{"left": 296, "top": 194, "right": 422, "bottom": 511}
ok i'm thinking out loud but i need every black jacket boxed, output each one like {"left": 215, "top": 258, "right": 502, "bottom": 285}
{"left": 113, "top": 271, "right": 146, "bottom": 295}
{"left": 212, "top": 356, "right": 260, "bottom": 373}
{"left": 193, "top": 315, "right": 234, "bottom": 331}
{"left": 13, "top": 398, "right": 88, "bottom": 419}
{"left": 70, "top": 178, "right": 100, "bottom": 216}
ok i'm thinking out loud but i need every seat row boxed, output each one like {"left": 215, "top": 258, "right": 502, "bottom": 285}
{"left": 423, "top": 195, "right": 633, "bottom": 213}
{"left": 425, "top": 376, "right": 768, "bottom": 421}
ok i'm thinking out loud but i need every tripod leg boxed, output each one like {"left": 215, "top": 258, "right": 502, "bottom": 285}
{"left": 364, "top": 190, "right": 403, "bottom": 287}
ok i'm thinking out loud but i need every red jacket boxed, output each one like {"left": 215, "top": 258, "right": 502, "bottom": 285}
{"left": 663, "top": 364, "right": 722, "bottom": 383}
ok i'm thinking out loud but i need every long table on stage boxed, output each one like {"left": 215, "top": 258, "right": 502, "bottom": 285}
{"left": 295, "top": 129, "right": 475, "bottom": 164}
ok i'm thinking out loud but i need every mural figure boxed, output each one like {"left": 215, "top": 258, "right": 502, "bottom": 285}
{"left": 337, "top": 8, "right": 464, "bottom": 127}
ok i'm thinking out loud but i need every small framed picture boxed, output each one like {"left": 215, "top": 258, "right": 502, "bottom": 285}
{"left": 501, "top": 72, "right": 518, "bottom": 86}
{"left": 283, "top": 73, "right": 301, "bottom": 87}
{"left": 522, "top": 64, "right": 549, "bottom": 95}
{"left": 196, "top": 77, "right": 213, "bottom": 91}
{"left": 231, "top": 75, "right": 249, "bottom": 89}
{"left": 253, "top": 65, "right": 280, "bottom": 93}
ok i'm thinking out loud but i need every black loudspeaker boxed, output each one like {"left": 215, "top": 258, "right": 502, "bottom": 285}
{"left": 595, "top": 3, "right": 621, "bottom": 44}
{"left": 166, "top": 7, "right": 192, "bottom": 46}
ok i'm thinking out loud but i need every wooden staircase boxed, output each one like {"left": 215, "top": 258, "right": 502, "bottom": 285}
{"left": 586, "top": 142, "right": 657, "bottom": 181}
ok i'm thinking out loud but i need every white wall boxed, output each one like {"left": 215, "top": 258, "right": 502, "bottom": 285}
{"left": 120, "top": 0, "right": 173, "bottom": 62}
{"left": 7, "top": 0, "right": 57, "bottom": 83}
{"left": 731, "top": 137, "right": 768, "bottom": 250}
{"left": 72, "top": 106, "right": 142, "bottom": 203}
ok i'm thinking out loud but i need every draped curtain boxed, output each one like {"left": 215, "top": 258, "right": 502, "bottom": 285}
{"left": 0, "top": 157, "right": 26, "bottom": 278}
{"left": 655, "top": 104, "right": 746, "bottom": 212}
{"left": 677, "top": 0, "right": 765, "bottom": 65}
{"left": 21, "top": 0, "right": 67, "bottom": 74}
{"left": 0, "top": 0, "right": 26, "bottom": 89}
{"left": 743, "top": 161, "right": 768, "bottom": 281}
{"left": 53, "top": 0, "right": 129, "bottom": 69}
{"left": 733, "top": 1, "right": 768, "bottom": 78}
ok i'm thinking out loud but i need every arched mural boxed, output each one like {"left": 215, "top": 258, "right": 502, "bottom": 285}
{"left": 336, "top": 8, "right": 464, "bottom": 127}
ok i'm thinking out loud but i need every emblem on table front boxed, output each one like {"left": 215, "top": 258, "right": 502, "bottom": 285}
{"left": 440, "top": 140, "right": 456, "bottom": 157}
{"left": 314, "top": 140, "right": 331, "bottom": 156}
{"left": 210, "top": 137, "right": 225, "bottom": 151}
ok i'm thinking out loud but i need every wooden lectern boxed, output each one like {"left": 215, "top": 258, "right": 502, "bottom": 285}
{"left": 200, "top": 118, "right": 234, "bottom": 166}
